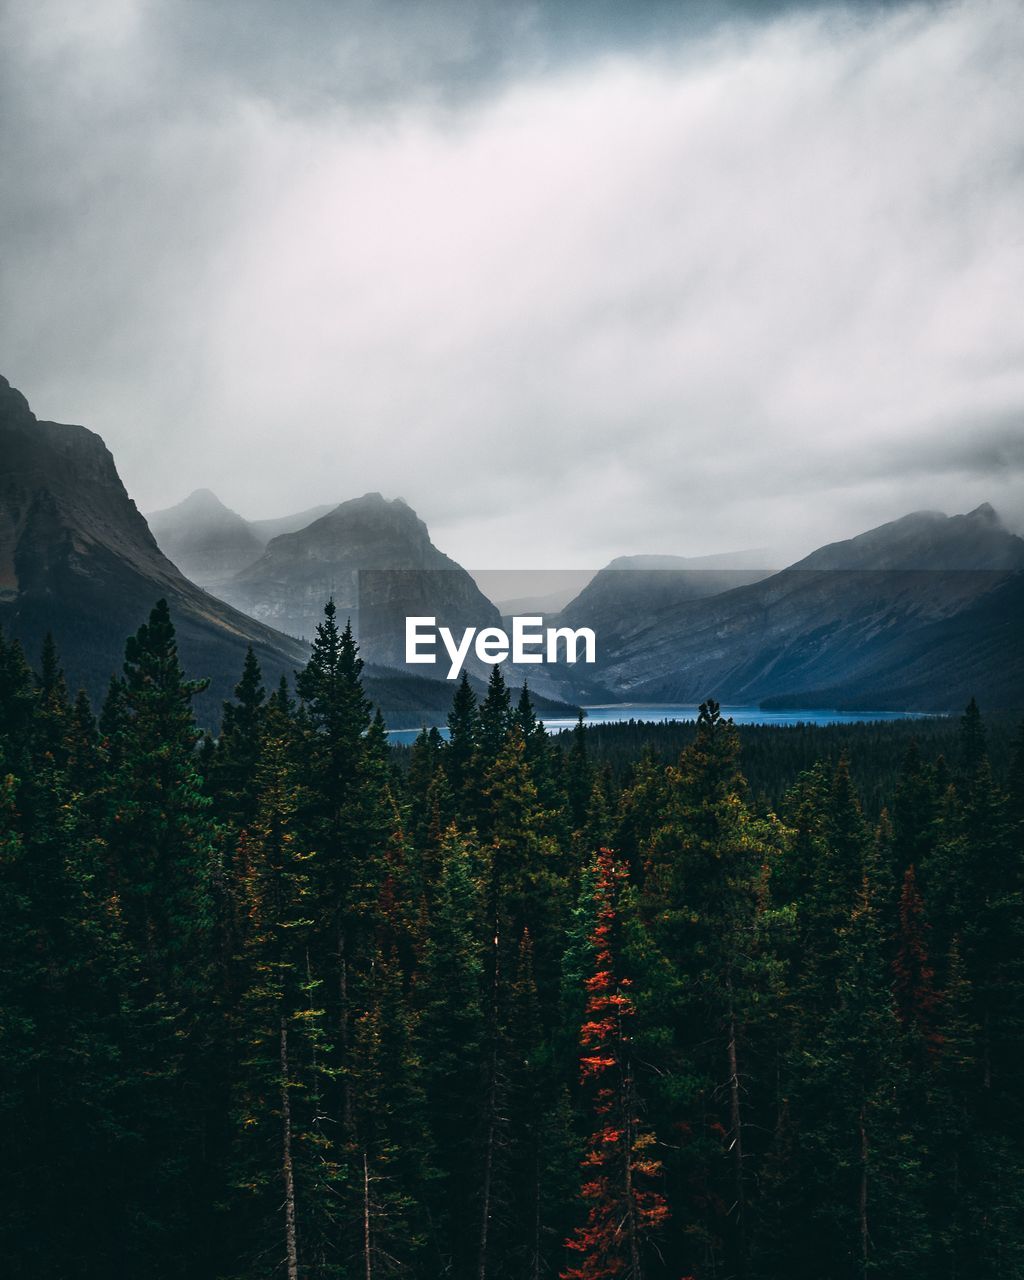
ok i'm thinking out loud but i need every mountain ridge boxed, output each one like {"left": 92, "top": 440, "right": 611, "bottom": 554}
{"left": 572, "top": 504, "right": 1024, "bottom": 712}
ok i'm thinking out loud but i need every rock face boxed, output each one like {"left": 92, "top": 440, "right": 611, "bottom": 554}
{"left": 219, "top": 492, "right": 505, "bottom": 672}
{"left": 0, "top": 374, "right": 310, "bottom": 720}
{"left": 565, "top": 507, "right": 1024, "bottom": 712}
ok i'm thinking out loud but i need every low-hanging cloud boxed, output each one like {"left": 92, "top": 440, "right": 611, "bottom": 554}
{"left": 1, "top": 0, "right": 1021, "bottom": 569}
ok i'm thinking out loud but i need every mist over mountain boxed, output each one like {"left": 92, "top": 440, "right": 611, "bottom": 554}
{"left": 4, "top": 367, "right": 1021, "bottom": 721}
{"left": 147, "top": 488, "right": 264, "bottom": 587}
{"left": 248, "top": 504, "right": 336, "bottom": 544}
{"left": 568, "top": 505, "right": 1024, "bottom": 712}
{"left": 217, "top": 493, "right": 505, "bottom": 670}
{"left": 0, "top": 376, "right": 308, "bottom": 719}
{"left": 790, "top": 506, "right": 1024, "bottom": 572}
{"left": 1, "top": 377, "right": 581, "bottom": 727}
{"left": 147, "top": 489, "right": 335, "bottom": 589}
{"left": 556, "top": 551, "right": 775, "bottom": 663}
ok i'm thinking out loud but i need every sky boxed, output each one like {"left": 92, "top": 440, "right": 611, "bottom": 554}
{"left": 2, "top": 0, "right": 1022, "bottom": 569}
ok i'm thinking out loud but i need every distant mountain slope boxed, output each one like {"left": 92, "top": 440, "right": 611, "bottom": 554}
{"left": 584, "top": 506, "right": 1024, "bottom": 712}
{"left": 0, "top": 375, "right": 310, "bottom": 720}
{"left": 147, "top": 491, "right": 336, "bottom": 589}
{"left": 148, "top": 488, "right": 265, "bottom": 586}
{"left": 249, "top": 504, "right": 335, "bottom": 543}
{"left": 218, "top": 493, "right": 505, "bottom": 670}
{"left": 556, "top": 551, "right": 775, "bottom": 663}
{"left": 790, "top": 506, "right": 1024, "bottom": 571}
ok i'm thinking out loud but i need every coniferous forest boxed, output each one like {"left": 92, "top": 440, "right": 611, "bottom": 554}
{"left": 3, "top": 598, "right": 1024, "bottom": 1280}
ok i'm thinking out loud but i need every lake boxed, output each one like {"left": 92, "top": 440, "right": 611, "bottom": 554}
{"left": 386, "top": 704, "right": 936, "bottom": 745}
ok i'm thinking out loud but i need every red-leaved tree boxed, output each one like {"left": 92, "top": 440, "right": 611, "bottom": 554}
{"left": 563, "top": 848, "right": 668, "bottom": 1280}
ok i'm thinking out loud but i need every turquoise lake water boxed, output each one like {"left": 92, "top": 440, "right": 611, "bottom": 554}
{"left": 386, "top": 704, "right": 936, "bottom": 745}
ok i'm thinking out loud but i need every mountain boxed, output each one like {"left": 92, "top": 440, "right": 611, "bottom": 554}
{"left": 790, "top": 505, "right": 1024, "bottom": 571}
{"left": 0, "top": 377, "right": 580, "bottom": 727}
{"left": 147, "top": 491, "right": 336, "bottom": 589}
{"left": 249, "top": 504, "right": 335, "bottom": 543}
{"left": 147, "top": 488, "right": 265, "bottom": 586}
{"left": 556, "top": 551, "right": 775, "bottom": 662}
{"left": 573, "top": 506, "right": 1024, "bottom": 712}
{"left": 0, "top": 375, "right": 309, "bottom": 720}
{"left": 218, "top": 492, "right": 505, "bottom": 669}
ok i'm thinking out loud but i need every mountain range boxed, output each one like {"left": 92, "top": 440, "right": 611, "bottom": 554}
{"left": 0, "top": 376, "right": 572, "bottom": 725}
{"left": 148, "top": 486, "right": 506, "bottom": 679}
{"left": 3, "top": 371, "right": 1022, "bottom": 721}
{"left": 216, "top": 492, "right": 503, "bottom": 664}
{"left": 147, "top": 488, "right": 334, "bottom": 589}
{"left": 561, "top": 507, "right": 1024, "bottom": 712}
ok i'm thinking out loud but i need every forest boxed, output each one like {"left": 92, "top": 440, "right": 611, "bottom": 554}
{"left": 1, "top": 598, "right": 1023, "bottom": 1280}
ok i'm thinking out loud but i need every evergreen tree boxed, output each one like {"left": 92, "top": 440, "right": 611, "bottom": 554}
{"left": 228, "top": 724, "right": 340, "bottom": 1280}
{"left": 415, "top": 829, "right": 486, "bottom": 1275}
{"left": 566, "top": 713, "right": 593, "bottom": 831}
{"left": 350, "top": 946, "right": 434, "bottom": 1278}
{"left": 445, "top": 671, "right": 481, "bottom": 825}
{"left": 295, "top": 601, "right": 374, "bottom": 1138}
{"left": 214, "top": 646, "right": 267, "bottom": 829}
{"left": 102, "top": 600, "right": 221, "bottom": 1270}
{"left": 478, "top": 664, "right": 513, "bottom": 777}
{"left": 563, "top": 847, "right": 668, "bottom": 1280}
{"left": 105, "top": 599, "right": 215, "bottom": 994}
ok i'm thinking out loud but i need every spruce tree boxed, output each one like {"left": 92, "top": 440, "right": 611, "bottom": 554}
{"left": 415, "top": 828, "right": 486, "bottom": 1275}
{"left": 214, "top": 645, "right": 267, "bottom": 829}
{"left": 444, "top": 671, "right": 480, "bottom": 825}
{"left": 478, "top": 664, "right": 513, "bottom": 778}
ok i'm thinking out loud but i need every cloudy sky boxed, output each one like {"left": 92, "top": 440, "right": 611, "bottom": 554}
{"left": 2, "top": 0, "right": 1022, "bottom": 568}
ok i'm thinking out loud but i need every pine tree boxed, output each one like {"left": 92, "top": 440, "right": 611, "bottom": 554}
{"left": 793, "top": 812, "right": 928, "bottom": 1277}
{"left": 295, "top": 601, "right": 374, "bottom": 1138}
{"left": 445, "top": 671, "right": 481, "bottom": 826}
{"left": 505, "top": 929, "right": 578, "bottom": 1280}
{"left": 415, "top": 828, "right": 486, "bottom": 1275}
{"left": 350, "top": 946, "right": 434, "bottom": 1278}
{"left": 566, "top": 713, "right": 593, "bottom": 831}
{"left": 641, "top": 701, "right": 784, "bottom": 1277}
{"left": 101, "top": 600, "right": 221, "bottom": 1270}
{"left": 105, "top": 600, "right": 215, "bottom": 994}
{"left": 214, "top": 646, "right": 267, "bottom": 829}
{"left": 893, "top": 865, "right": 940, "bottom": 1055}
{"left": 478, "top": 664, "right": 513, "bottom": 778}
{"left": 228, "top": 724, "right": 340, "bottom": 1280}
{"left": 892, "top": 741, "right": 941, "bottom": 880}
{"left": 563, "top": 847, "right": 668, "bottom": 1280}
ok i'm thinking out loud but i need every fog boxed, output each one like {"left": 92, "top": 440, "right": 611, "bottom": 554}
{"left": 2, "top": 0, "right": 1021, "bottom": 567}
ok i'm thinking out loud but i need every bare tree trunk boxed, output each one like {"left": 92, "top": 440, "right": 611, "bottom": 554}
{"left": 478, "top": 924, "right": 501, "bottom": 1280}
{"left": 363, "top": 1148, "right": 373, "bottom": 1280}
{"left": 858, "top": 1104, "right": 869, "bottom": 1277}
{"left": 280, "top": 1017, "right": 300, "bottom": 1280}
{"left": 727, "top": 1006, "right": 746, "bottom": 1274}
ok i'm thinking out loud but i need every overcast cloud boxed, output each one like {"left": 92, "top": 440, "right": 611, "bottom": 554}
{"left": 1, "top": 0, "right": 1022, "bottom": 567}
